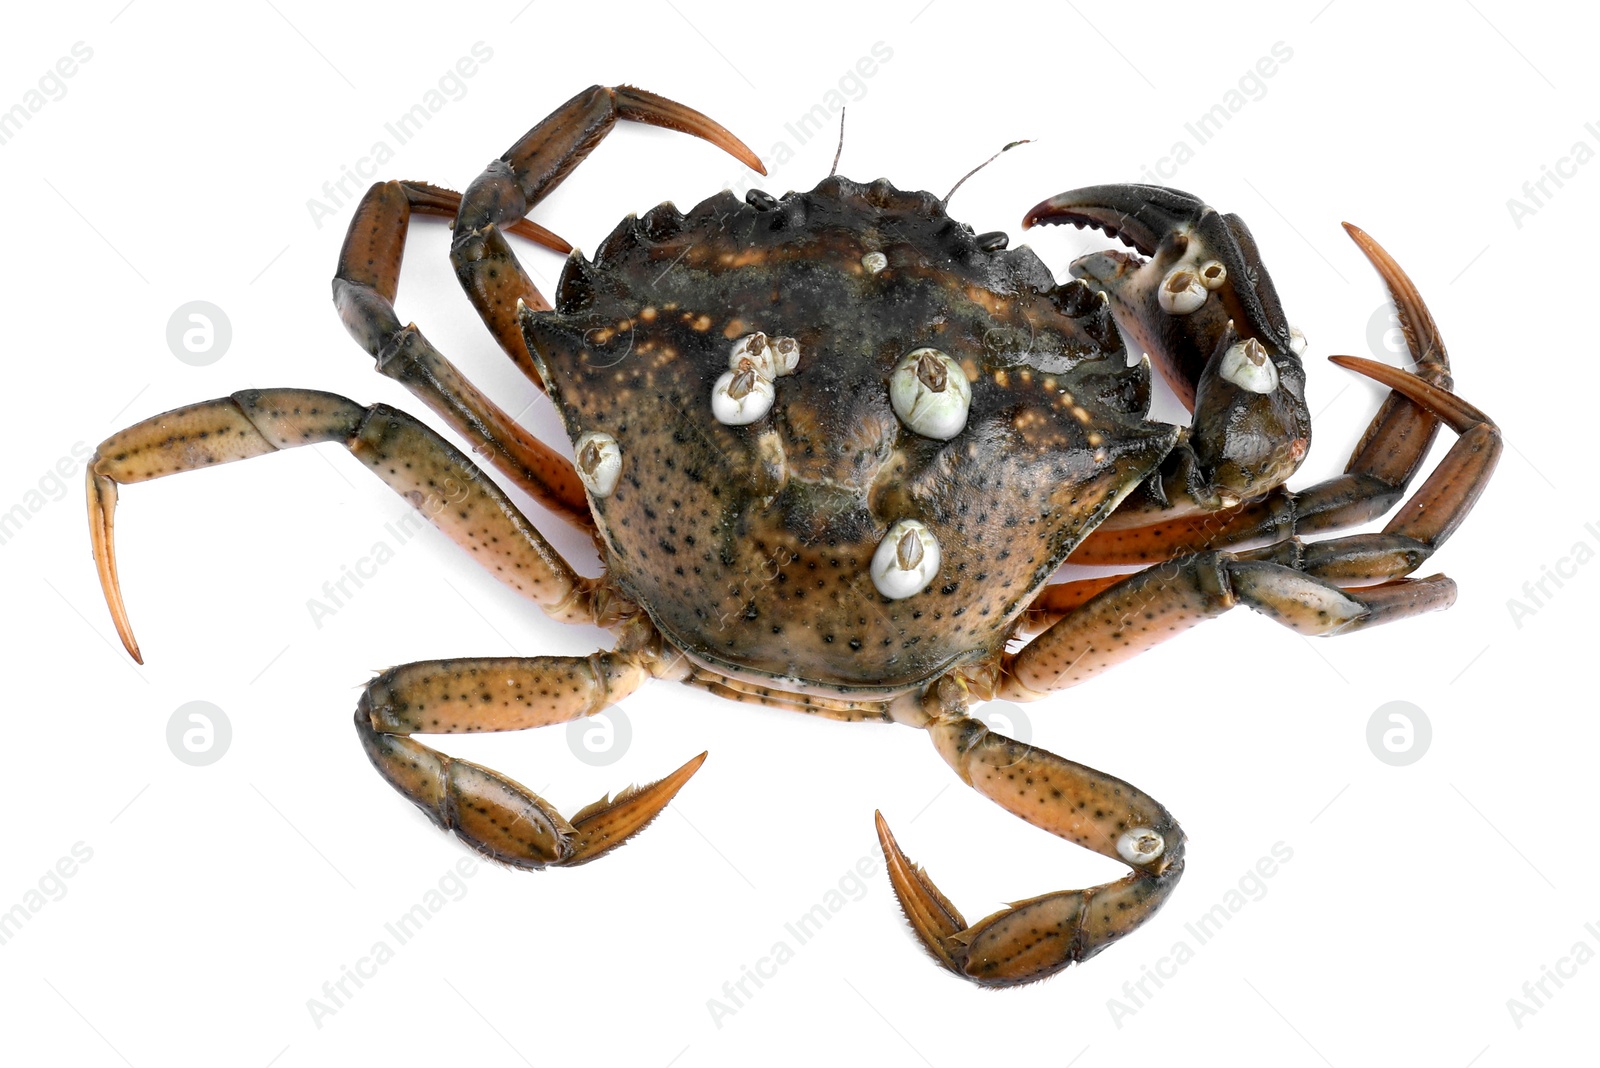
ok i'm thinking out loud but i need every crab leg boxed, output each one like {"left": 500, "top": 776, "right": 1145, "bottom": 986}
{"left": 1018, "top": 573, "right": 1126, "bottom": 636}
{"left": 1007, "top": 557, "right": 1456, "bottom": 697}
{"left": 877, "top": 714, "right": 1184, "bottom": 987}
{"left": 334, "top": 180, "right": 593, "bottom": 530}
{"left": 1066, "top": 223, "right": 1465, "bottom": 564}
{"left": 356, "top": 652, "right": 704, "bottom": 867}
{"left": 449, "top": 84, "right": 765, "bottom": 379}
{"left": 87, "top": 389, "right": 592, "bottom": 663}
{"left": 329, "top": 86, "right": 762, "bottom": 526}
{"left": 1007, "top": 355, "right": 1496, "bottom": 696}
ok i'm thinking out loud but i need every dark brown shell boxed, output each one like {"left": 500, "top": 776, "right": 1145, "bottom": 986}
{"left": 522, "top": 176, "right": 1178, "bottom": 695}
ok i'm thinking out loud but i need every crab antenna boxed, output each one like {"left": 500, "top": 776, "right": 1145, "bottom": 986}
{"left": 943, "top": 139, "right": 1033, "bottom": 205}
{"left": 830, "top": 107, "right": 847, "bottom": 177}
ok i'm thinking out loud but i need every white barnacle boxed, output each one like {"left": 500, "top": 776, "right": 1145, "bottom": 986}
{"left": 1288, "top": 324, "right": 1308, "bottom": 356}
{"left": 870, "top": 518, "right": 942, "bottom": 600}
{"left": 730, "top": 332, "right": 801, "bottom": 379}
{"left": 768, "top": 335, "right": 801, "bottom": 375}
{"left": 862, "top": 251, "right": 888, "bottom": 274}
{"left": 711, "top": 359, "right": 776, "bottom": 425}
{"left": 729, "top": 332, "right": 772, "bottom": 375}
{"left": 1157, "top": 266, "right": 1208, "bottom": 315}
{"left": 1198, "top": 259, "right": 1228, "bottom": 291}
{"left": 574, "top": 431, "right": 621, "bottom": 497}
{"left": 1117, "top": 827, "right": 1165, "bottom": 866}
{"left": 1218, "top": 337, "right": 1280, "bottom": 394}
{"left": 889, "top": 347, "right": 971, "bottom": 441}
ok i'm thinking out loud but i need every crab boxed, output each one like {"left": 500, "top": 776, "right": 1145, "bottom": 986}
{"left": 86, "top": 85, "right": 1501, "bottom": 988}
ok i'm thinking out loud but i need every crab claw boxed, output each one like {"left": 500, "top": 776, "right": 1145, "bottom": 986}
{"left": 1022, "top": 183, "right": 1208, "bottom": 256}
{"left": 1024, "top": 184, "right": 1297, "bottom": 411}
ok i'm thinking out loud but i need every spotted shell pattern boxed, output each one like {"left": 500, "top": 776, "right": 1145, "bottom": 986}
{"left": 522, "top": 176, "right": 1178, "bottom": 695}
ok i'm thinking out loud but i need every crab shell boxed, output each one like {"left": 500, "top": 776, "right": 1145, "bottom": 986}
{"left": 521, "top": 176, "right": 1179, "bottom": 698}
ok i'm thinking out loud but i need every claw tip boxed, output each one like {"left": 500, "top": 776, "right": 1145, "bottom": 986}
{"left": 1019, "top": 201, "right": 1055, "bottom": 231}
{"left": 1341, "top": 220, "right": 1377, "bottom": 250}
{"left": 872, "top": 809, "right": 898, "bottom": 848}
{"left": 671, "top": 750, "right": 709, "bottom": 783}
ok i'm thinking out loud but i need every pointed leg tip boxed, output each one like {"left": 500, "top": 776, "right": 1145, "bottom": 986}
{"left": 612, "top": 83, "right": 766, "bottom": 176}
{"left": 656, "top": 750, "right": 709, "bottom": 795}
{"left": 564, "top": 751, "right": 709, "bottom": 865}
{"left": 1341, "top": 220, "right": 1385, "bottom": 257}
{"left": 1329, "top": 355, "right": 1494, "bottom": 430}
{"left": 1328, "top": 353, "right": 1399, "bottom": 381}
{"left": 724, "top": 145, "right": 765, "bottom": 176}
{"left": 873, "top": 809, "right": 898, "bottom": 846}
{"left": 874, "top": 811, "right": 917, "bottom": 884}
{"left": 1330, "top": 352, "right": 1403, "bottom": 387}
{"left": 507, "top": 218, "right": 574, "bottom": 255}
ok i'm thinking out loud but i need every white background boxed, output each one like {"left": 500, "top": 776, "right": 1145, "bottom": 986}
{"left": 2, "top": 2, "right": 1595, "bottom": 1065}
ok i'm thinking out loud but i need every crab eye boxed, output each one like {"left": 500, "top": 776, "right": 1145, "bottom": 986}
{"left": 711, "top": 360, "right": 777, "bottom": 425}
{"left": 1218, "top": 337, "right": 1279, "bottom": 393}
{"left": 574, "top": 431, "right": 621, "bottom": 497}
{"left": 1157, "top": 266, "right": 1207, "bottom": 315}
{"left": 889, "top": 347, "right": 970, "bottom": 440}
{"left": 870, "top": 518, "right": 942, "bottom": 599}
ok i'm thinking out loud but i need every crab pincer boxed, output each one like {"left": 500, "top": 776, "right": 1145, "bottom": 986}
{"left": 1023, "top": 184, "right": 1298, "bottom": 387}
{"left": 1025, "top": 184, "right": 1312, "bottom": 515}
